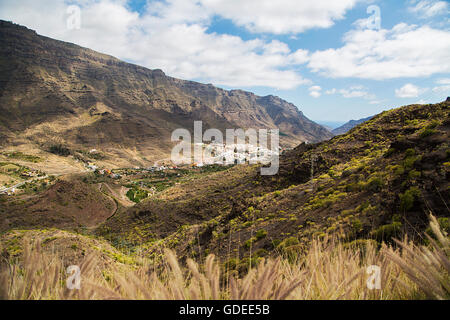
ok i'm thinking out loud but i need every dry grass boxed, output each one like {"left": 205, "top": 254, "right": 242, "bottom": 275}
{"left": 0, "top": 215, "right": 448, "bottom": 300}
{"left": 382, "top": 215, "right": 450, "bottom": 300}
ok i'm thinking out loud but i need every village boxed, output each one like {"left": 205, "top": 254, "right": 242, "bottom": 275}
{"left": 85, "top": 142, "right": 283, "bottom": 176}
{"left": 0, "top": 142, "right": 289, "bottom": 199}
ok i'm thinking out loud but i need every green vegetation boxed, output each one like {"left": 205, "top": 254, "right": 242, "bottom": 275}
{"left": 126, "top": 187, "right": 149, "bottom": 203}
{"left": 75, "top": 149, "right": 106, "bottom": 160}
{"left": 48, "top": 144, "right": 71, "bottom": 156}
{"left": 371, "top": 222, "right": 402, "bottom": 241}
{"left": 255, "top": 229, "right": 267, "bottom": 240}
{"left": 365, "top": 176, "right": 384, "bottom": 192}
{"left": 399, "top": 187, "right": 420, "bottom": 212}
{"left": 1, "top": 152, "right": 41, "bottom": 163}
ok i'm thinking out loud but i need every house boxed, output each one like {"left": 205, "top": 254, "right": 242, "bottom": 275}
{"left": 86, "top": 163, "right": 98, "bottom": 171}
{"left": 5, "top": 187, "right": 17, "bottom": 196}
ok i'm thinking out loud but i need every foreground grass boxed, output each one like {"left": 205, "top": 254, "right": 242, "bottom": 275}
{"left": 0, "top": 215, "right": 448, "bottom": 300}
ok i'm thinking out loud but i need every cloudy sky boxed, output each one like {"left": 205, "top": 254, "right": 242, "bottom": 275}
{"left": 1, "top": 0, "right": 449, "bottom": 125}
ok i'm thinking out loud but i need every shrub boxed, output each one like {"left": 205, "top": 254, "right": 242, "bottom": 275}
{"left": 255, "top": 229, "right": 268, "bottom": 240}
{"left": 405, "top": 148, "right": 416, "bottom": 157}
{"left": 408, "top": 170, "right": 421, "bottom": 180}
{"left": 371, "top": 222, "right": 402, "bottom": 241}
{"left": 365, "top": 176, "right": 383, "bottom": 192}
{"left": 344, "top": 239, "right": 378, "bottom": 251}
{"left": 403, "top": 155, "right": 420, "bottom": 171}
{"left": 384, "top": 148, "right": 396, "bottom": 157}
{"left": 352, "top": 219, "right": 363, "bottom": 232}
{"left": 254, "top": 248, "right": 268, "bottom": 257}
{"left": 224, "top": 258, "right": 238, "bottom": 270}
{"left": 278, "top": 237, "right": 299, "bottom": 248}
{"left": 419, "top": 128, "right": 437, "bottom": 138}
{"left": 48, "top": 144, "right": 71, "bottom": 156}
{"left": 126, "top": 187, "right": 149, "bottom": 203}
{"left": 394, "top": 165, "right": 405, "bottom": 176}
{"left": 244, "top": 237, "right": 257, "bottom": 249}
{"left": 362, "top": 204, "right": 377, "bottom": 215}
{"left": 345, "top": 182, "right": 360, "bottom": 192}
{"left": 399, "top": 187, "right": 420, "bottom": 212}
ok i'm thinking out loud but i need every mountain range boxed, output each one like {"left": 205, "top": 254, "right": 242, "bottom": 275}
{"left": 332, "top": 116, "right": 374, "bottom": 135}
{"left": 0, "top": 20, "right": 332, "bottom": 168}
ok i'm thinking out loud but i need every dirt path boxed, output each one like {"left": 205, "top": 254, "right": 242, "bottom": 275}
{"left": 98, "top": 182, "right": 134, "bottom": 207}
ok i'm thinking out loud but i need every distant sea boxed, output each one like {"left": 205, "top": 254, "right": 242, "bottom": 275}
{"left": 314, "top": 121, "right": 346, "bottom": 130}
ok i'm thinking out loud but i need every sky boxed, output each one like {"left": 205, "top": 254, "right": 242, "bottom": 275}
{"left": 1, "top": 0, "right": 449, "bottom": 125}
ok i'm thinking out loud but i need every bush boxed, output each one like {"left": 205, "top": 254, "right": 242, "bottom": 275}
{"left": 278, "top": 237, "right": 299, "bottom": 248}
{"left": 224, "top": 258, "right": 238, "bottom": 270}
{"left": 384, "top": 148, "right": 396, "bottom": 157}
{"left": 365, "top": 176, "right": 384, "bottom": 192}
{"left": 254, "top": 248, "right": 268, "bottom": 257}
{"left": 371, "top": 222, "right": 402, "bottom": 241}
{"left": 244, "top": 237, "right": 257, "bottom": 249}
{"left": 49, "top": 144, "right": 71, "bottom": 156}
{"left": 405, "top": 148, "right": 416, "bottom": 157}
{"left": 352, "top": 219, "right": 363, "bottom": 232}
{"left": 126, "top": 187, "right": 149, "bottom": 203}
{"left": 399, "top": 187, "right": 420, "bottom": 212}
{"left": 393, "top": 165, "right": 405, "bottom": 176}
{"left": 407, "top": 170, "right": 421, "bottom": 180}
{"left": 419, "top": 128, "right": 437, "bottom": 138}
{"left": 255, "top": 229, "right": 267, "bottom": 240}
{"left": 344, "top": 239, "right": 378, "bottom": 251}
{"left": 403, "top": 155, "right": 420, "bottom": 171}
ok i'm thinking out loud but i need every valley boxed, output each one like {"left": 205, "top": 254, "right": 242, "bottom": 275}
{"left": 0, "top": 20, "right": 448, "bottom": 301}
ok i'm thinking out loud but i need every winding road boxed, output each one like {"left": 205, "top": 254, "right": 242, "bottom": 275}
{"left": 0, "top": 175, "right": 50, "bottom": 194}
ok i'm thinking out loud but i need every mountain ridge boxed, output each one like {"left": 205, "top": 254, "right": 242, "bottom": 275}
{"left": 0, "top": 20, "right": 332, "bottom": 168}
{"left": 332, "top": 116, "right": 374, "bottom": 135}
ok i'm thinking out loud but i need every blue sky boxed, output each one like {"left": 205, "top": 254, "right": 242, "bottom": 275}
{"left": 1, "top": 0, "right": 449, "bottom": 125}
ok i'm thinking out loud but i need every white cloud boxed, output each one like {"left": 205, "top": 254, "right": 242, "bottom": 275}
{"left": 308, "top": 23, "right": 450, "bottom": 80}
{"left": 309, "top": 86, "right": 322, "bottom": 91}
{"left": 408, "top": 0, "right": 449, "bottom": 18}
{"left": 2, "top": 0, "right": 449, "bottom": 94}
{"left": 325, "top": 85, "right": 375, "bottom": 100}
{"left": 415, "top": 99, "right": 431, "bottom": 104}
{"left": 340, "top": 89, "right": 368, "bottom": 98}
{"left": 432, "top": 78, "right": 450, "bottom": 95}
{"left": 432, "top": 85, "right": 450, "bottom": 94}
{"left": 309, "top": 91, "right": 321, "bottom": 98}
{"left": 198, "top": 0, "right": 360, "bottom": 34}
{"left": 0, "top": 0, "right": 314, "bottom": 90}
{"left": 436, "top": 78, "right": 450, "bottom": 85}
{"left": 308, "top": 85, "right": 322, "bottom": 98}
{"left": 395, "top": 84, "right": 427, "bottom": 98}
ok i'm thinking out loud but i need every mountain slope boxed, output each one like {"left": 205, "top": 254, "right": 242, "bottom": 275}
{"left": 332, "top": 116, "right": 373, "bottom": 135}
{"left": 0, "top": 20, "right": 332, "bottom": 167}
{"left": 98, "top": 100, "right": 449, "bottom": 260}
{"left": 0, "top": 100, "right": 448, "bottom": 262}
